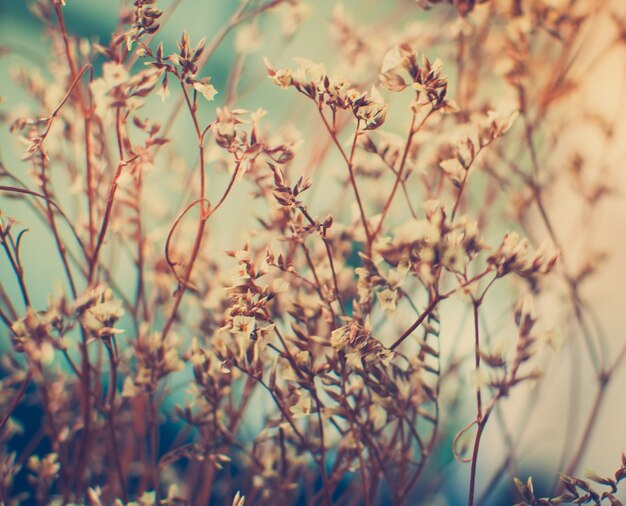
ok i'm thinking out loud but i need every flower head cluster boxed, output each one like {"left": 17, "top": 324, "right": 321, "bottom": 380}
{"left": 330, "top": 321, "right": 394, "bottom": 370}
{"left": 0, "top": 0, "right": 618, "bottom": 504}
{"left": 122, "top": 331, "right": 184, "bottom": 397}
{"left": 380, "top": 45, "right": 455, "bottom": 112}
{"left": 376, "top": 201, "right": 486, "bottom": 282}
{"left": 73, "top": 286, "right": 125, "bottom": 340}
{"left": 438, "top": 110, "right": 519, "bottom": 186}
{"left": 265, "top": 57, "right": 387, "bottom": 130}
{"left": 487, "top": 233, "right": 559, "bottom": 278}
{"left": 213, "top": 107, "right": 296, "bottom": 164}
{"left": 90, "top": 62, "right": 162, "bottom": 118}
{"left": 118, "top": 0, "right": 162, "bottom": 49}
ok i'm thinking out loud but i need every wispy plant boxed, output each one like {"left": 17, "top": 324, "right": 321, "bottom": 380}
{"left": 0, "top": 0, "right": 625, "bottom": 504}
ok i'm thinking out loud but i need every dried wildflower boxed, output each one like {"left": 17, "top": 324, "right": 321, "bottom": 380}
{"left": 119, "top": 0, "right": 163, "bottom": 49}
{"left": 0, "top": 1, "right": 623, "bottom": 505}
{"left": 488, "top": 232, "right": 559, "bottom": 277}
{"left": 380, "top": 45, "right": 455, "bottom": 112}
{"left": 231, "top": 315, "right": 255, "bottom": 339}
{"left": 80, "top": 298, "right": 125, "bottom": 339}
{"left": 192, "top": 79, "right": 218, "bottom": 101}
{"left": 265, "top": 58, "right": 388, "bottom": 129}
{"left": 351, "top": 86, "right": 388, "bottom": 130}
{"left": 27, "top": 453, "right": 60, "bottom": 496}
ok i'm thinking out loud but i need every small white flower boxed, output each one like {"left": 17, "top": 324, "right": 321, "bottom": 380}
{"left": 231, "top": 315, "right": 255, "bottom": 339}
{"left": 193, "top": 81, "right": 218, "bottom": 101}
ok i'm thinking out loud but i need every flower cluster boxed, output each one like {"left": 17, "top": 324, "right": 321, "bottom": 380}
{"left": 0, "top": 0, "right": 622, "bottom": 505}
{"left": 265, "top": 57, "right": 388, "bottom": 130}
{"left": 487, "top": 232, "right": 559, "bottom": 278}
{"left": 119, "top": 0, "right": 163, "bottom": 49}
{"left": 375, "top": 201, "right": 486, "bottom": 282}
{"left": 380, "top": 45, "right": 455, "bottom": 112}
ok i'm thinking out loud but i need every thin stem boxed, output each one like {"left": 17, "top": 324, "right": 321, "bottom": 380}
{"left": 160, "top": 82, "right": 210, "bottom": 338}
{"left": 467, "top": 301, "right": 483, "bottom": 506}
{"left": 104, "top": 339, "right": 128, "bottom": 502}
{"left": 89, "top": 156, "right": 138, "bottom": 284}
{"left": 467, "top": 422, "right": 487, "bottom": 506}
{"left": 317, "top": 111, "right": 372, "bottom": 247}
{"left": 312, "top": 390, "right": 333, "bottom": 506}
{"left": 0, "top": 371, "right": 32, "bottom": 433}
{"left": 0, "top": 226, "right": 30, "bottom": 307}
{"left": 340, "top": 359, "right": 370, "bottom": 506}
{"left": 373, "top": 106, "right": 433, "bottom": 239}
{"left": 389, "top": 271, "right": 491, "bottom": 351}
{"left": 297, "top": 204, "right": 346, "bottom": 316}
{"left": 561, "top": 375, "right": 609, "bottom": 483}
{"left": 39, "top": 155, "right": 78, "bottom": 298}
{"left": 53, "top": 5, "right": 96, "bottom": 251}
{"left": 389, "top": 296, "right": 441, "bottom": 351}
